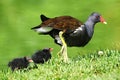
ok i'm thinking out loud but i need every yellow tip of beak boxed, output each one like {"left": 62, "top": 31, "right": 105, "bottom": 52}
{"left": 103, "top": 21, "right": 107, "bottom": 24}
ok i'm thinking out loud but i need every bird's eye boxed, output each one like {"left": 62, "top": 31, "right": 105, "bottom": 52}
{"left": 96, "top": 16, "right": 99, "bottom": 19}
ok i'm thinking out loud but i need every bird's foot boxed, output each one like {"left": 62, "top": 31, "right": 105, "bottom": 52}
{"left": 57, "top": 51, "right": 62, "bottom": 57}
{"left": 57, "top": 46, "right": 69, "bottom": 63}
{"left": 62, "top": 46, "right": 68, "bottom": 63}
{"left": 57, "top": 51, "right": 69, "bottom": 63}
{"left": 63, "top": 56, "right": 69, "bottom": 63}
{"left": 57, "top": 45, "right": 64, "bottom": 57}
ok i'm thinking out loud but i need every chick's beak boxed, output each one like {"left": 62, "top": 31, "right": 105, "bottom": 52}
{"left": 26, "top": 57, "right": 33, "bottom": 62}
{"left": 49, "top": 48, "right": 53, "bottom": 52}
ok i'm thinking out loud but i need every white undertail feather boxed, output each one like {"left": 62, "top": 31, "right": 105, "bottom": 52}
{"left": 35, "top": 27, "right": 53, "bottom": 33}
{"left": 55, "top": 35, "right": 62, "bottom": 45}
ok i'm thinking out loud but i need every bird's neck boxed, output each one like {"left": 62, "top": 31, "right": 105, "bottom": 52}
{"left": 84, "top": 19, "right": 96, "bottom": 37}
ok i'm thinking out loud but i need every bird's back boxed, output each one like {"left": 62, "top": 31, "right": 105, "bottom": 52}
{"left": 40, "top": 16, "right": 83, "bottom": 30}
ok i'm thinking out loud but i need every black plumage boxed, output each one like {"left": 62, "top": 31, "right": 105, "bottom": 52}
{"left": 31, "top": 48, "right": 52, "bottom": 64}
{"left": 8, "top": 57, "right": 29, "bottom": 71}
{"left": 63, "top": 26, "right": 91, "bottom": 47}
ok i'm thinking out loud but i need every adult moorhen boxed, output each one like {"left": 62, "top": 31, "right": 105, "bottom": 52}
{"left": 31, "top": 12, "right": 107, "bottom": 62}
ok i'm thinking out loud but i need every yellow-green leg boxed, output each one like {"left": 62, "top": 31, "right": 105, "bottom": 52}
{"left": 57, "top": 31, "right": 68, "bottom": 63}
{"left": 57, "top": 45, "right": 64, "bottom": 56}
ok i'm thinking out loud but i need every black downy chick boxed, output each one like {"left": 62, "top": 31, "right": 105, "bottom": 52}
{"left": 31, "top": 48, "right": 53, "bottom": 64}
{"left": 8, "top": 57, "right": 37, "bottom": 71}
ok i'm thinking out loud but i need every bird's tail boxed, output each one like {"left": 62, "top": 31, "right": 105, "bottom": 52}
{"left": 31, "top": 25, "right": 41, "bottom": 30}
{"left": 40, "top": 14, "right": 50, "bottom": 22}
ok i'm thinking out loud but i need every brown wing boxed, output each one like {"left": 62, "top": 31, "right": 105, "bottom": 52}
{"left": 40, "top": 16, "right": 83, "bottom": 30}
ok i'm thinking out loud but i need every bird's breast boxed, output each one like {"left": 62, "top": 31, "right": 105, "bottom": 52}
{"left": 64, "top": 30, "right": 92, "bottom": 47}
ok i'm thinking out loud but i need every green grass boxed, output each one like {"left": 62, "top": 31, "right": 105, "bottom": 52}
{"left": 0, "top": 0, "right": 120, "bottom": 79}
{"left": 1, "top": 49, "right": 120, "bottom": 80}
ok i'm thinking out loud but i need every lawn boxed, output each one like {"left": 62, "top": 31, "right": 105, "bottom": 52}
{"left": 0, "top": 0, "right": 120, "bottom": 79}
{"left": 1, "top": 49, "right": 120, "bottom": 80}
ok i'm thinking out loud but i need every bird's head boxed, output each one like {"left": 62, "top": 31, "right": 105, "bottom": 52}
{"left": 43, "top": 48, "right": 53, "bottom": 53}
{"left": 90, "top": 12, "right": 107, "bottom": 24}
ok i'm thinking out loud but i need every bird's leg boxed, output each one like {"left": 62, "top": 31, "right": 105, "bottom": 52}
{"left": 58, "top": 31, "right": 68, "bottom": 63}
{"left": 57, "top": 45, "right": 64, "bottom": 56}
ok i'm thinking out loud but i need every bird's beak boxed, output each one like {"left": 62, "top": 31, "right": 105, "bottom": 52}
{"left": 28, "top": 59, "right": 34, "bottom": 62}
{"left": 26, "top": 57, "right": 34, "bottom": 62}
{"left": 49, "top": 48, "right": 53, "bottom": 52}
{"left": 100, "top": 16, "right": 107, "bottom": 24}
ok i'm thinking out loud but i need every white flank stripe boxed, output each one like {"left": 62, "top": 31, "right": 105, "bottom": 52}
{"left": 74, "top": 25, "right": 84, "bottom": 33}
{"left": 35, "top": 27, "right": 53, "bottom": 33}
